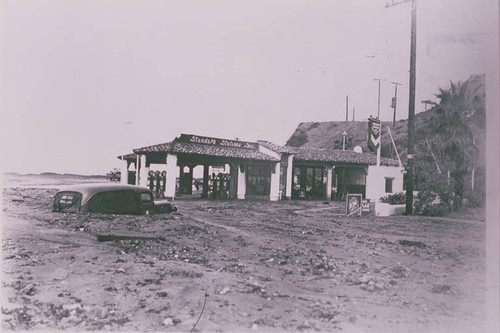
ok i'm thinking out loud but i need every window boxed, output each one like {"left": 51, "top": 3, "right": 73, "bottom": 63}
{"left": 88, "top": 190, "right": 139, "bottom": 214}
{"left": 385, "top": 178, "right": 394, "bottom": 193}
{"left": 140, "top": 192, "right": 153, "bottom": 203}
{"left": 60, "top": 194, "right": 74, "bottom": 204}
{"left": 53, "top": 191, "right": 82, "bottom": 212}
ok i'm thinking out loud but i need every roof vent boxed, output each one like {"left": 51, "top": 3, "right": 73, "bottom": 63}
{"left": 353, "top": 146, "right": 362, "bottom": 153}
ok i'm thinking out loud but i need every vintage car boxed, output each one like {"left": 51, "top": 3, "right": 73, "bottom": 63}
{"left": 106, "top": 168, "right": 121, "bottom": 181}
{"left": 52, "top": 183, "right": 177, "bottom": 215}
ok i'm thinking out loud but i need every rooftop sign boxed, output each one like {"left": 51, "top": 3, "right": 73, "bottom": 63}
{"left": 176, "top": 134, "right": 259, "bottom": 150}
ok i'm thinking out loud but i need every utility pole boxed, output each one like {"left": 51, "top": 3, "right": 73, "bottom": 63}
{"left": 373, "top": 78, "right": 382, "bottom": 118}
{"left": 406, "top": 0, "right": 416, "bottom": 215}
{"left": 391, "top": 81, "right": 402, "bottom": 126}
{"left": 373, "top": 78, "right": 383, "bottom": 167}
{"left": 421, "top": 100, "right": 436, "bottom": 111}
{"left": 345, "top": 95, "right": 349, "bottom": 122}
{"left": 352, "top": 107, "right": 355, "bottom": 121}
{"left": 386, "top": 0, "right": 415, "bottom": 215}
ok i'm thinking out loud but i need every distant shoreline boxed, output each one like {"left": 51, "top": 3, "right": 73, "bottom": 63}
{"left": 2, "top": 172, "right": 110, "bottom": 189}
{"left": 3, "top": 172, "right": 108, "bottom": 179}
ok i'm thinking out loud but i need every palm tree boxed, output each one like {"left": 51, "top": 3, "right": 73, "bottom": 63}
{"left": 428, "top": 79, "right": 485, "bottom": 209}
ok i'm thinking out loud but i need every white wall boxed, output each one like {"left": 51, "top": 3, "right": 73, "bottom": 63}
{"left": 148, "top": 164, "right": 167, "bottom": 173}
{"left": 139, "top": 155, "right": 149, "bottom": 187}
{"left": 120, "top": 159, "right": 129, "bottom": 185}
{"left": 237, "top": 164, "right": 246, "bottom": 199}
{"left": 164, "top": 154, "right": 178, "bottom": 199}
{"left": 365, "top": 165, "right": 404, "bottom": 202}
{"left": 285, "top": 155, "right": 294, "bottom": 199}
{"left": 269, "top": 162, "right": 281, "bottom": 201}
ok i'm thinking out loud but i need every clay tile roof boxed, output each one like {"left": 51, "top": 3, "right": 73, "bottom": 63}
{"left": 291, "top": 147, "right": 400, "bottom": 166}
{"left": 117, "top": 153, "right": 138, "bottom": 161}
{"left": 133, "top": 141, "right": 279, "bottom": 161}
{"left": 257, "top": 140, "right": 296, "bottom": 154}
{"left": 133, "top": 142, "right": 173, "bottom": 154}
{"left": 130, "top": 137, "right": 399, "bottom": 166}
{"left": 172, "top": 142, "right": 279, "bottom": 161}
{"left": 258, "top": 141, "right": 399, "bottom": 166}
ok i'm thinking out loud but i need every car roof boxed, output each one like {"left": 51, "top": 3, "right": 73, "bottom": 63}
{"left": 56, "top": 183, "right": 151, "bottom": 205}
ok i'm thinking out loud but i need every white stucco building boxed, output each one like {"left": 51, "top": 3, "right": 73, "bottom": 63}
{"left": 118, "top": 133, "right": 404, "bottom": 203}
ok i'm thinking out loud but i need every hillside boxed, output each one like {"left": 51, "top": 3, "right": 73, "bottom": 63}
{"left": 285, "top": 74, "right": 486, "bottom": 190}
{"left": 285, "top": 109, "right": 434, "bottom": 163}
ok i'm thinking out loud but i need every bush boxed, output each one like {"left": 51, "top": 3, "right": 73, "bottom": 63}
{"left": 380, "top": 192, "right": 406, "bottom": 205}
{"left": 463, "top": 187, "right": 485, "bottom": 209}
{"left": 413, "top": 191, "right": 453, "bottom": 216}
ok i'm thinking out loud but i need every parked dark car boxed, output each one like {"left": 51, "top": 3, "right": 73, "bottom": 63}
{"left": 52, "top": 184, "right": 177, "bottom": 215}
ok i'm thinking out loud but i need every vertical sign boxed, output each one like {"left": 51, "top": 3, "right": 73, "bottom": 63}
{"left": 361, "top": 199, "right": 370, "bottom": 214}
{"left": 346, "top": 194, "right": 362, "bottom": 217}
{"left": 368, "top": 117, "right": 381, "bottom": 152}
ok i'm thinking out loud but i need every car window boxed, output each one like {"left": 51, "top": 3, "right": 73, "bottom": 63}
{"left": 88, "top": 190, "right": 139, "bottom": 214}
{"left": 53, "top": 191, "right": 82, "bottom": 213}
{"left": 140, "top": 192, "right": 152, "bottom": 203}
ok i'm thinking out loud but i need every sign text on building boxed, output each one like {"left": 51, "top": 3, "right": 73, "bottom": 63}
{"left": 177, "top": 134, "right": 259, "bottom": 150}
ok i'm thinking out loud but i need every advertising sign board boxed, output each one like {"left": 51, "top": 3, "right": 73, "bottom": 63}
{"left": 368, "top": 117, "right": 381, "bottom": 152}
{"left": 362, "top": 199, "right": 370, "bottom": 213}
{"left": 346, "top": 194, "right": 363, "bottom": 216}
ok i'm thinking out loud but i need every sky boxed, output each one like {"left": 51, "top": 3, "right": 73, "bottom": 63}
{"left": 0, "top": 0, "right": 497, "bottom": 175}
